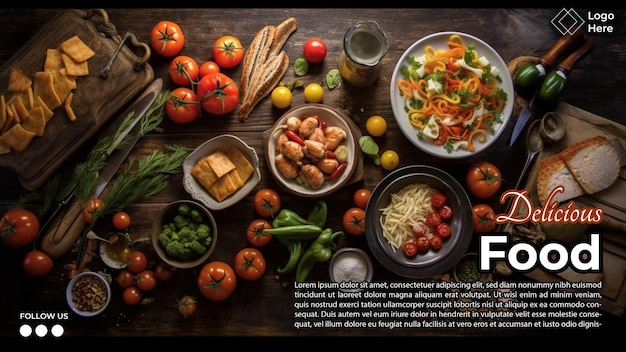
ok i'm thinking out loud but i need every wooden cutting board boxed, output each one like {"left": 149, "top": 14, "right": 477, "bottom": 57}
{"left": 0, "top": 9, "right": 154, "bottom": 190}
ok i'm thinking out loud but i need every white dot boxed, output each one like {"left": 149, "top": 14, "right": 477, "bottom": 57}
{"left": 35, "top": 324, "right": 48, "bottom": 337}
{"left": 19, "top": 324, "right": 32, "bottom": 337}
{"left": 51, "top": 324, "right": 64, "bottom": 337}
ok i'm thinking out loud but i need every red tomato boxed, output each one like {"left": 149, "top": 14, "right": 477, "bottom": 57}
{"left": 425, "top": 211, "right": 441, "bottom": 228}
{"left": 117, "top": 269, "right": 136, "bottom": 289}
{"left": 246, "top": 219, "right": 273, "bottom": 247}
{"left": 0, "top": 209, "right": 39, "bottom": 247}
{"left": 197, "top": 261, "right": 237, "bottom": 301}
{"left": 150, "top": 20, "right": 185, "bottom": 57}
{"left": 435, "top": 222, "right": 452, "bottom": 239}
{"left": 165, "top": 87, "right": 201, "bottom": 124}
{"left": 112, "top": 211, "right": 131, "bottom": 231}
{"left": 472, "top": 204, "right": 497, "bottom": 234}
{"left": 123, "top": 286, "right": 142, "bottom": 306}
{"left": 212, "top": 35, "right": 244, "bottom": 69}
{"left": 178, "top": 295, "right": 198, "bottom": 318}
{"left": 415, "top": 236, "right": 430, "bottom": 252}
{"left": 438, "top": 205, "right": 453, "bottom": 220}
{"left": 431, "top": 193, "right": 447, "bottom": 208}
{"left": 169, "top": 55, "right": 200, "bottom": 86}
{"left": 429, "top": 235, "right": 443, "bottom": 251}
{"left": 127, "top": 250, "right": 148, "bottom": 273}
{"left": 196, "top": 72, "right": 239, "bottom": 115}
{"left": 81, "top": 197, "right": 103, "bottom": 224}
{"left": 466, "top": 162, "right": 503, "bottom": 199}
{"left": 342, "top": 207, "right": 366, "bottom": 236}
{"left": 402, "top": 241, "right": 418, "bottom": 258}
{"left": 155, "top": 261, "right": 176, "bottom": 281}
{"left": 253, "top": 189, "right": 281, "bottom": 218}
{"left": 303, "top": 37, "right": 327, "bottom": 64}
{"left": 234, "top": 247, "right": 266, "bottom": 281}
{"left": 22, "top": 250, "right": 53, "bottom": 277}
{"left": 353, "top": 188, "right": 372, "bottom": 209}
{"left": 137, "top": 269, "right": 158, "bottom": 292}
{"left": 199, "top": 60, "right": 220, "bottom": 77}
{"left": 410, "top": 221, "right": 428, "bottom": 238}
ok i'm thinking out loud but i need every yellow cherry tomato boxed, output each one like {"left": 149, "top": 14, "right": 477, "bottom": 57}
{"left": 380, "top": 150, "right": 399, "bottom": 171}
{"left": 271, "top": 86, "right": 292, "bottom": 109}
{"left": 304, "top": 83, "right": 324, "bottom": 103}
{"left": 366, "top": 115, "right": 387, "bottom": 137}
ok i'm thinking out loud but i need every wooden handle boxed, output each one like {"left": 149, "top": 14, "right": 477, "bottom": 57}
{"left": 556, "top": 36, "right": 595, "bottom": 75}
{"left": 39, "top": 199, "right": 87, "bottom": 259}
{"left": 538, "top": 31, "right": 585, "bottom": 69}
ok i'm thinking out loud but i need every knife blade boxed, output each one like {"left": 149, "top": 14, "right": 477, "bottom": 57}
{"left": 508, "top": 93, "right": 536, "bottom": 146}
{"left": 39, "top": 78, "right": 163, "bottom": 260}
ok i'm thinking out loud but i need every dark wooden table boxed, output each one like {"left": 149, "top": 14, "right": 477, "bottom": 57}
{"left": 1, "top": 8, "right": 625, "bottom": 340}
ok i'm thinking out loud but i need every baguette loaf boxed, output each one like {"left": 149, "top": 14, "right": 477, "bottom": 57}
{"left": 536, "top": 135, "right": 621, "bottom": 206}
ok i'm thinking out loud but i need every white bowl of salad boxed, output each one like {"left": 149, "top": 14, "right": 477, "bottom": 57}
{"left": 390, "top": 31, "right": 514, "bottom": 159}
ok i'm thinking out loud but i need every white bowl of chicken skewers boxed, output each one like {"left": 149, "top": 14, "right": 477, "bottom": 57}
{"left": 266, "top": 104, "right": 358, "bottom": 198}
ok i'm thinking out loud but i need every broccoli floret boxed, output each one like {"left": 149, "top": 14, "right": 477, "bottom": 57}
{"left": 196, "top": 224, "right": 211, "bottom": 240}
{"left": 189, "top": 240, "right": 207, "bottom": 255}
{"left": 158, "top": 231, "right": 172, "bottom": 248}
{"left": 203, "top": 236, "right": 212, "bottom": 247}
{"left": 165, "top": 241, "right": 194, "bottom": 259}
{"left": 190, "top": 209, "right": 204, "bottom": 223}
{"left": 178, "top": 204, "right": 192, "bottom": 217}
{"left": 173, "top": 214, "right": 188, "bottom": 230}
{"left": 178, "top": 227, "right": 195, "bottom": 242}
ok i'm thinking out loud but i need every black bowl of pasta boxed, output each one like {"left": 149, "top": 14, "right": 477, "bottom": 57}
{"left": 365, "top": 165, "right": 473, "bottom": 278}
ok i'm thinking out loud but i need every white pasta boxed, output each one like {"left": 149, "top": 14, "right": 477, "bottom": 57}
{"left": 379, "top": 183, "right": 437, "bottom": 251}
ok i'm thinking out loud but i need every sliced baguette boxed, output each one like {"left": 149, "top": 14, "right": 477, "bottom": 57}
{"left": 268, "top": 17, "right": 298, "bottom": 58}
{"left": 238, "top": 51, "right": 289, "bottom": 121}
{"left": 561, "top": 135, "right": 620, "bottom": 194}
{"left": 240, "top": 25, "right": 275, "bottom": 99}
{"left": 537, "top": 153, "right": 585, "bottom": 206}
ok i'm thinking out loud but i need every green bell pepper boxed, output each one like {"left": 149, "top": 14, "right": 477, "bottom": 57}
{"left": 272, "top": 209, "right": 314, "bottom": 228}
{"left": 262, "top": 224, "right": 323, "bottom": 241}
{"left": 295, "top": 228, "right": 344, "bottom": 282}
{"left": 276, "top": 238, "right": 302, "bottom": 274}
{"left": 307, "top": 200, "right": 328, "bottom": 228}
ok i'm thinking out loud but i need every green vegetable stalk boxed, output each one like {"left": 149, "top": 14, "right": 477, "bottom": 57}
{"left": 272, "top": 209, "right": 314, "bottom": 228}
{"left": 295, "top": 228, "right": 344, "bottom": 282}
{"left": 262, "top": 224, "right": 323, "bottom": 241}
{"left": 276, "top": 238, "right": 302, "bottom": 274}
{"left": 306, "top": 200, "right": 328, "bottom": 228}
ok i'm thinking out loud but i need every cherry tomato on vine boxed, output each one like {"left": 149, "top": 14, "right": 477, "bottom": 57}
{"left": 466, "top": 161, "right": 503, "bottom": 199}
{"left": 155, "top": 261, "right": 176, "bottom": 281}
{"left": 196, "top": 72, "right": 239, "bottom": 115}
{"left": 212, "top": 35, "right": 244, "bottom": 69}
{"left": 117, "top": 269, "right": 136, "bottom": 289}
{"left": 169, "top": 55, "right": 200, "bottom": 86}
{"left": 199, "top": 60, "right": 220, "bottom": 77}
{"left": 342, "top": 207, "right": 366, "bottom": 236}
{"left": 112, "top": 211, "right": 131, "bottom": 231}
{"left": 127, "top": 250, "right": 148, "bottom": 273}
{"left": 246, "top": 219, "right": 273, "bottom": 247}
{"left": 472, "top": 204, "right": 497, "bottom": 234}
{"left": 123, "top": 286, "right": 142, "bottom": 306}
{"left": 303, "top": 37, "right": 327, "bottom": 64}
{"left": 22, "top": 250, "right": 53, "bottom": 277}
{"left": 178, "top": 295, "right": 198, "bottom": 318}
{"left": 165, "top": 87, "right": 201, "bottom": 124}
{"left": 253, "top": 189, "right": 281, "bottom": 218}
{"left": 197, "top": 261, "right": 237, "bottom": 302}
{"left": 233, "top": 247, "right": 266, "bottom": 281}
{"left": 82, "top": 197, "right": 103, "bottom": 224}
{"left": 150, "top": 20, "right": 185, "bottom": 57}
{"left": 353, "top": 188, "right": 371, "bottom": 209}
{"left": 137, "top": 269, "right": 158, "bottom": 292}
{"left": 0, "top": 209, "right": 39, "bottom": 247}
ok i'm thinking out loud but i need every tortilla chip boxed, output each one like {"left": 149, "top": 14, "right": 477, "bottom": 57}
{"left": 23, "top": 107, "right": 46, "bottom": 136}
{"left": 33, "top": 95, "right": 54, "bottom": 122}
{"left": 61, "top": 53, "right": 89, "bottom": 77}
{"left": 208, "top": 169, "right": 244, "bottom": 202}
{"left": 7, "top": 68, "right": 32, "bottom": 93}
{"left": 60, "top": 35, "right": 95, "bottom": 63}
{"left": 226, "top": 147, "right": 254, "bottom": 183}
{"left": 206, "top": 150, "right": 236, "bottom": 178}
{"left": 7, "top": 95, "right": 30, "bottom": 123}
{"left": 33, "top": 71, "right": 62, "bottom": 110}
{"left": 44, "top": 48, "right": 64, "bottom": 71}
{"left": 191, "top": 156, "right": 220, "bottom": 189}
{"left": 0, "top": 123, "right": 36, "bottom": 152}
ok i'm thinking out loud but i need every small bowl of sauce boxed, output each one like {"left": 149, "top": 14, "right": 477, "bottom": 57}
{"left": 99, "top": 232, "right": 132, "bottom": 269}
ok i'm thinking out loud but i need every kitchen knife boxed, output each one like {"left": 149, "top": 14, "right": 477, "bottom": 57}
{"left": 508, "top": 93, "right": 537, "bottom": 147}
{"left": 39, "top": 78, "right": 163, "bottom": 260}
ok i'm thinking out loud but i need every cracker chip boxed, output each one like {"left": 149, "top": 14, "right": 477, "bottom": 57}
{"left": 64, "top": 92, "right": 76, "bottom": 122}
{"left": 33, "top": 95, "right": 54, "bottom": 122}
{"left": 7, "top": 95, "right": 29, "bottom": 123}
{"left": 226, "top": 147, "right": 254, "bottom": 183}
{"left": 206, "top": 150, "right": 236, "bottom": 178}
{"left": 61, "top": 53, "right": 89, "bottom": 76}
{"left": 48, "top": 68, "right": 75, "bottom": 103}
{"left": 60, "top": 35, "right": 95, "bottom": 63}
{"left": 0, "top": 123, "right": 36, "bottom": 152}
{"left": 44, "top": 48, "right": 64, "bottom": 71}
{"left": 23, "top": 107, "right": 46, "bottom": 136}
{"left": 7, "top": 68, "right": 32, "bottom": 93}
{"left": 191, "top": 157, "right": 220, "bottom": 189}
{"left": 208, "top": 169, "right": 244, "bottom": 202}
{"left": 33, "top": 71, "right": 62, "bottom": 110}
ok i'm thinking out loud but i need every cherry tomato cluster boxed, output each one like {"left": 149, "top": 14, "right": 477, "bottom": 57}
{"left": 402, "top": 192, "right": 453, "bottom": 258}
{"left": 341, "top": 188, "right": 370, "bottom": 236}
{"left": 117, "top": 250, "right": 177, "bottom": 306}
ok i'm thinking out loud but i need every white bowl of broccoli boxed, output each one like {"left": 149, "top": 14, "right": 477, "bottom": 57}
{"left": 151, "top": 200, "right": 217, "bottom": 269}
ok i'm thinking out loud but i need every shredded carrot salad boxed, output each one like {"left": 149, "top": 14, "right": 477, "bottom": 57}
{"left": 397, "top": 34, "right": 508, "bottom": 154}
